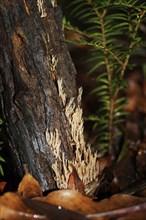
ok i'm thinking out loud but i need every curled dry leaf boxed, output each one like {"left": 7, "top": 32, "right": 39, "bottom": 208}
{"left": 68, "top": 165, "right": 85, "bottom": 195}
{"left": 34, "top": 189, "right": 98, "bottom": 214}
{"left": 0, "top": 192, "right": 46, "bottom": 220}
{"left": 34, "top": 189, "right": 146, "bottom": 219}
{"left": 0, "top": 181, "right": 7, "bottom": 193}
{"left": 0, "top": 192, "right": 30, "bottom": 212}
{"left": 18, "top": 173, "right": 43, "bottom": 198}
{"left": 113, "top": 150, "right": 137, "bottom": 190}
{"left": 98, "top": 156, "right": 112, "bottom": 176}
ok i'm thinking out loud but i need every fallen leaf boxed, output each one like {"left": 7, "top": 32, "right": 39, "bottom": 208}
{"left": 34, "top": 189, "right": 98, "bottom": 214}
{"left": 113, "top": 149, "right": 137, "bottom": 190}
{"left": 0, "top": 181, "right": 7, "bottom": 193}
{"left": 23, "top": 198, "right": 86, "bottom": 220}
{"left": 0, "top": 192, "right": 30, "bottom": 211}
{"left": 0, "top": 192, "right": 45, "bottom": 220}
{"left": 68, "top": 165, "right": 85, "bottom": 195}
{"left": 35, "top": 189, "right": 146, "bottom": 214}
{"left": 18, "top": 173, "right": 42, "bottom": 198}
{"left": 136, "top": 153, "right": 146, "bottom": 178}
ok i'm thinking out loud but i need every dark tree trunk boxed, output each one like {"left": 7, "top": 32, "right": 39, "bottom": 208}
{"left": 0, "top": 0, "right": 78, "bottom": 191}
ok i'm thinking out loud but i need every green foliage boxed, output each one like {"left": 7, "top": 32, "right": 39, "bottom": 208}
{"left": 63, "top": 0, "right": 146, "bottom": 157}
{"left": 0, "top": 118, "right": 5, "bottom": 176}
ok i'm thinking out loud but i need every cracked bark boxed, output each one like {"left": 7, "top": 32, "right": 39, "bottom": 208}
{"left": 0, "top": 0, "right": 78, "bottom": 191}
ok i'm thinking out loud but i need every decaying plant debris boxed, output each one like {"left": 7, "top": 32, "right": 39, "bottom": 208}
{"left": 1, "top": 173, "right": 146, "bottom": 220}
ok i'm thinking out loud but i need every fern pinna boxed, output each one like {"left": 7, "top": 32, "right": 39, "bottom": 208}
{"left": 64, "top": 0, "right": 146, "bottom": 159}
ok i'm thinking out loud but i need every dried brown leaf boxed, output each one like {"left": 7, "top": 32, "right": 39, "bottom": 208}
{"left": 18, "top": 173, "right": 42, "bottom": 198}
{"left": 35, "top": 189, "right": 146, "bottom": 218}
{"left": 0, "top": 181, "right": 7, "bottom": 193}
{"left": 68, "top": 165, "right": 85, "bottom": 195}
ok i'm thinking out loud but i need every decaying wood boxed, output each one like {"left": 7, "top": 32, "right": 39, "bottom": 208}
{"left": 0, "top": 0, "right": 78, "bottom": 191}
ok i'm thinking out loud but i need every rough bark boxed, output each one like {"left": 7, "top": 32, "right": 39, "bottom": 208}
{"left": 0, "top": 0, "right": 78, "bottom": 191}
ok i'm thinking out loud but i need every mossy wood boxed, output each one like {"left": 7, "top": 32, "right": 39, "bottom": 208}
{"left": 0, "top": 0, "right": 78, "bottom": 191}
